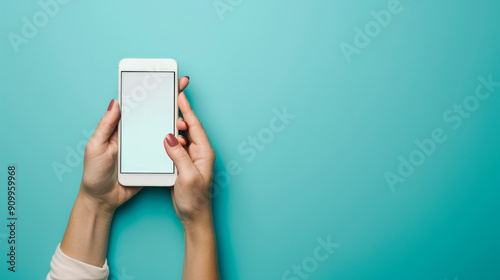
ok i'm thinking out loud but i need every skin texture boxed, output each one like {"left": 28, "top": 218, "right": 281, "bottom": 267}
{"left": 60, "top": 76, "right": 220, "bottom": 280}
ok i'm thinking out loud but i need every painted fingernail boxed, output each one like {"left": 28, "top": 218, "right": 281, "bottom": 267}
{"left": 166, "top": 133, "right": 178, "bottom": 147}
{"left": 186, "top": 76, "right": 190, "bottom": 80}
{"left": 107, "top": 100, "right": 114, "bottom": 111}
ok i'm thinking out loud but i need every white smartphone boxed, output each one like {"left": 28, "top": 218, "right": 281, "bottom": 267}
{"left": 117, "top": 58, "right": 178, "bottom": 186}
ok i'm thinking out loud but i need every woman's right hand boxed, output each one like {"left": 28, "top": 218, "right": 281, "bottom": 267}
{"left": 163, "top": 88, "right": 216, "bottom": 230}
{"left": 163, "top": 79, "right": 220, "bottom": 280}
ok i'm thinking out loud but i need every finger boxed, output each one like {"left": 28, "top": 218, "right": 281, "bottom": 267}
{"left": 109, "top": 128, "right": 119, "bottom": 151}
{"left": 92, "top": 100, "right": 121, "bottom": 144}
{"left": 179, "top": 76, "right": 189, "bottom": 92}
{"left": 177, "top": 117, "right": 188, "bottom": 131}
{"left": 124, "top": 186, "right": 143, "bottom": 198}
{"left": 163, "top": 133, "right": 196, "bottom": 175}
{"left": 177, "top": 135, "right": 187, "bottom": 146}
{"left": 179, "top": 129, "right": 192, "bottom": 145}
{"left": 178, "top": 92, "right": 211, "bottom": 147}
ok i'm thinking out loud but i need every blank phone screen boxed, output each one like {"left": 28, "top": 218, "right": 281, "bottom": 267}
{"left": 120, "top": 71, "right": 175, "bottom": 173}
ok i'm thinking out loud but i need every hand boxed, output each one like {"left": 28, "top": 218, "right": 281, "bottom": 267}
{"left": 79, "top": 98, "right": 140, "bottom": 213}
{"left": 164, "top": 77, "right": 220, "bottom": 280}
{"left": 163, "top": 81, "right": 216, "bottom": 230}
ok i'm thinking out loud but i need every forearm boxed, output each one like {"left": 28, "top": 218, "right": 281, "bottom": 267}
{"left": 60, "top": 190, "right": 114, "bottom": 267}
{"left": 182, "top": 215, "right": 220, "bottom": 280}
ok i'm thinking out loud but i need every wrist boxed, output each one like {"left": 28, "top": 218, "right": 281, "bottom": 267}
{"left": 182, "top": 211, "right": 215, "bottom": 237}
{"left": 76, "top": 190, "right": 115, "bottom": 222}
{"left": 184, "top": 224, "right": 215, "bottom": 246}
{"left": 60, "top": 190, "right": 114, "bottom": 267}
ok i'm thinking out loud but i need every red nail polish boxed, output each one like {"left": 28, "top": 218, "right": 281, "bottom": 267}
{"left": 186, "top": 76, "right": 190, "bottom": 80}
{"left": 107, "top": 100, "right": 114, "bottom": 111}
{"left": 166, "top": 133, "right": 178, "bottom": 147}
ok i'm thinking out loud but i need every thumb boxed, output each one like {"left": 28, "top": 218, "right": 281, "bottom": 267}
{"left": 92, "top": 99, "right": 120, "bottom": 144}
{"left": 163, "top": 133, "right": 195, "bottom": 174}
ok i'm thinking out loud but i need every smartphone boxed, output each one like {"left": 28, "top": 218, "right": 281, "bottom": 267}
{"left": 117, "top": 58, "right": 178, "bottom": 186}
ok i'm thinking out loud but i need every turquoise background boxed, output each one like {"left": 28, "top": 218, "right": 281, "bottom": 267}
{"left": 1, "top": 0, "right": 499, "bottom": 279}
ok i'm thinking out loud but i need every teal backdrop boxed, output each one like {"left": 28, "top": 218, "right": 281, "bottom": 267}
{"left": 1, "top": 0, "right": 499, "bottom": 279}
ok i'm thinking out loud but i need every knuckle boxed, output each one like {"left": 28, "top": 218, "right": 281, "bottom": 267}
{"left": 85, "top": 140, "right": 96, "bottom": 154}
{"left": 202, "top": 147, "right": 215, "bottom": 161}
{"left": 183, "top": 173, "right": 199, "bottom": 186}
{"left": 173, "top": 147, "right": 187, "bottom": 158}
{"left": 172, "top": 147, "right": 190, "bottom": 163}
{"left": 97, "top": 119, "right": 113, "bottom": 133}
{"left": 189, "top": 121, "right": 202, "bottom": 130}
{"left": 108, "top": 147, "right": 118, "bottom": 157}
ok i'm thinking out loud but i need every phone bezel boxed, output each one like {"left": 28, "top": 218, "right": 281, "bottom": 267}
{"left": 117, "top": 58, "right": 178, "bottom": 187}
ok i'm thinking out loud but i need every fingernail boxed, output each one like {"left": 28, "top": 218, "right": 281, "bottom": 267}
{"left": 186, "top": 76, "right": 190, "bottom": 80}
{"left": 166, "top": 133, "right": 178, "bottom": 147}
{"left": 107, "top": 100, "right": 114, "bottom": 111}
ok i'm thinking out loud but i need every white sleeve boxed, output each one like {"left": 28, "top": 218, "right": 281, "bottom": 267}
{"left": 46, "top": 244, "right": 109, "bottom": 280}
